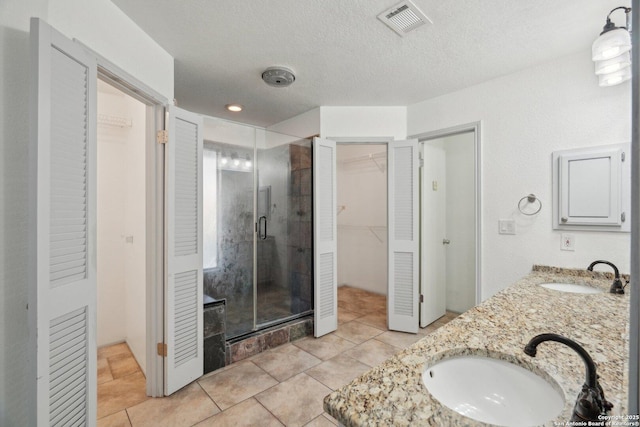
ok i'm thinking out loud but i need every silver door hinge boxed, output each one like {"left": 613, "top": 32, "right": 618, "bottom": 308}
{"left": 156, "top": 130, "right": 168, "bottom": 144}
{"left": 622, "top": 212, "right": 626, "bottom": 222}
{"left": 622, "top": 152, "right": 626, "bottom": 162}
{"left": 420, "top": 294, "right": 424, "bottom": 303}
{"left": 419, "top": 158, "right": 424, "bottom": 168}
{"left": 157, "top": 343, "right": 167, "bottom": 357}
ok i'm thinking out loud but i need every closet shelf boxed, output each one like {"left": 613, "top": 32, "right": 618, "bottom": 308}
{"left": 338, "top": 224, "right": 386, "bottom": 243}
{"left": 98, "top": 113, "right": 132, "bottom": 128}
{"left": 339, "top": 151, "right": 386, "bottom": 173}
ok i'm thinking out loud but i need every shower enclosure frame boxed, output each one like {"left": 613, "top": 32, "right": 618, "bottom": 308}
{"left": 203, "top": 129, "right": 314, "bottom": 340}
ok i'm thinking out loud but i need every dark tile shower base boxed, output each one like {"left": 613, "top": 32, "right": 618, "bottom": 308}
{"left": 225, "top": 316, "right": 314, "bottom": 365}
{"left": 224, "top": 283, "right": 311, "bottom": 339}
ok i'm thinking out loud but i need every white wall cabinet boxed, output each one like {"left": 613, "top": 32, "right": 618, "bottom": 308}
{"left": 553, "top": 143, "right": 630, "bottom": 232}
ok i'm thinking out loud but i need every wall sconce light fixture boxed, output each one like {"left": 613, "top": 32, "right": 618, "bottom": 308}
{"left": 592, "top": 6, "right": 632, "bottom": 87}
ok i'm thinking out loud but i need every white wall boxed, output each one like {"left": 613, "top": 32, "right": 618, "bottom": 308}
{"left": 336, "top": 145, "right": 388, "bottom": 295}
{"left": 48, "top": 0, "right": 174, "bottom": 100}
{"left": 408, "top": 49, "right": 631, "bottom": 300}
{"left": 267, "top": 107, "right": 320, "bottom": 139}
{"left": 97, "top": 82, "right": 147, "bottom": 373}
{"left": 97, "top": 87, "right": 128, "bottom": 346}
{"left": 203, "top": 116, "right": 257, "bottom": 148}
{"left": 123, "top": 89, "right": 147, "bottom": 375}
{"left": 320, "top": 106, "right": 407, "bottom": 140}
{"left": 0, "top": 2, "right": 171, "bottom": 423}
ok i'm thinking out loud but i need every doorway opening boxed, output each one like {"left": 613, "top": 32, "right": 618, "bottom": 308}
{"left": 336, "top": 143, "right": 389, "bottom": 328}
{"left": 94, "top": 58, "right": 168, "bottom": 399}
{"left": 96, "top": 79, "right": 149, "bottom": 418}
{"left": 416, "top": 124, "right": 481, "bottom": 327}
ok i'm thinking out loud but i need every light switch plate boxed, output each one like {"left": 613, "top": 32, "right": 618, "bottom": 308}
{"left": 561, "top": 234, "right": 575, "bottom": 251}
{"left": 499, "top": 219, "right": 516, "bottom": 235}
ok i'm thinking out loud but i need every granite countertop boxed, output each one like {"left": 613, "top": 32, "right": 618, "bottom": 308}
{"left": 324, "top": 266, "right": 630, "bottom": 427}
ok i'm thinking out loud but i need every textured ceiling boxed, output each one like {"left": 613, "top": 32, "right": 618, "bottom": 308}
{"left": 112, "top": 0, "right": 625, "bottom": 127}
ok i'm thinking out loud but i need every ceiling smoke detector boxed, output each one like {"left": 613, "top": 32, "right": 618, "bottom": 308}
{"left": 261, "top": 67, "right": 296, "bottom": 87}
{"left": 377, "top": 0, "right": 432, "bottom": 37}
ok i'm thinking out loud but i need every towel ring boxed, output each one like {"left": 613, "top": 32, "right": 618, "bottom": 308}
{"left": 518, "top": 194, "right": 542, "bottom": 216}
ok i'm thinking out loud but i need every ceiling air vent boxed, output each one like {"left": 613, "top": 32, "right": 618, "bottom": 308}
{"left": 377, "top": 0, "right": 432, "bottom": 37}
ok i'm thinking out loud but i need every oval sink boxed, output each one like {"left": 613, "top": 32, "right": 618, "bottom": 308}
{"left": 539, "top": 282, "right": 603, "bottom": 294}
{"left": 422, "top": 355, "right": 564, "bottom": 426}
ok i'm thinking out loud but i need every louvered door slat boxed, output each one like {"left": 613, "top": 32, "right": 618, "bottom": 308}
{"left": 393, "top": 252, "right": 414, "bottom": 316}
{"left": 317, "top": 253, "right": 335, "bottom": 319}
{"left": 48, "top": 46, "right": 89, "bottom": 289}
{"left": 394, "top": 147, "right": 414, "bottom": 240}
{"left": 173, "top": 270, "right": 197, "bottom": 367}
{"left": 174, "top": 118, "right": 198, "bottom": 257}
{"left": 48, "top": 306, "right": 89, "bottom": 426}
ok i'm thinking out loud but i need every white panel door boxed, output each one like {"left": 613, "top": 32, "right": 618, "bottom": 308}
{"left": 420, "top": 142, "right": 447, "bottom": 327}
{"left": 313, "top": 138, "right": 338, "bottom": 337}
{"left": 388, "top": 140, "right": 419, "bottom": 333}
{"left": 31, "top": 18, "right": 98, "bottom": 426}
{"left": 164, "top": 105, "right": 203, "bottom": 395}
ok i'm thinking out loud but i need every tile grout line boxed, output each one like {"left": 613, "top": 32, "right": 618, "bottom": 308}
{"left": 195, "top": 380, "right": 222, "bottom": 413}
{"left": 252, "top": 396, "right": 287, "bottom": 427}
{"left": 124, "top": 407, "right": 133, "bottom": 427}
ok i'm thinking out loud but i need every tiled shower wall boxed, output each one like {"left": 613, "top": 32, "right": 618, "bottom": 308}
{"left": 288, "top": 143, "right": 313, "bottom": 313}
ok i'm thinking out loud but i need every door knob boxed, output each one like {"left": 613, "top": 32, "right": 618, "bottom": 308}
{"left": 442, "top": 239, "right": 451, "bottom": 245}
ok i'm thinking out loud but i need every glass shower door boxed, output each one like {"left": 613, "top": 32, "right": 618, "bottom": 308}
{"left": 256, "top": 135, "right": 313, "bottom": 327}
{"left": 203, "top": 128, "right": 313, "bottom": 340}
{"left": 203, "top": 140, "right": 255, "bottom": 338}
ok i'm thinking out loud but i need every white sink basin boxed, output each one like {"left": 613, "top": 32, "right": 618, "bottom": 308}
{"left": 539, "top": 282, "right": 603, "bottom": 294}
{"left": 422, "top": 355, "right": 564, "bottom": 426}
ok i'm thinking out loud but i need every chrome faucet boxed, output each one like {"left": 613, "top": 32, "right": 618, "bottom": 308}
{"left": 587, "top": 260, "right": 627, "bottom": 294}
{"left": 524, "top": 333, "right": 613, "bottom": 422}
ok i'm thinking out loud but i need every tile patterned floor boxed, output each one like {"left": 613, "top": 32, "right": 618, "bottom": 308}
{"left": 97, "top": 286, "right": 459, "bottom": 427}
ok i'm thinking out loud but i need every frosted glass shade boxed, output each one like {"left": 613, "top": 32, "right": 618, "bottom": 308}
{"left": 592, "top": 28, "right": 632, "bottom": 61}
{"left": 598, "top": 67, "right": 632, "bottom": 87}
{"left": 594, "top": 51, "right": 631, "bottom": 75}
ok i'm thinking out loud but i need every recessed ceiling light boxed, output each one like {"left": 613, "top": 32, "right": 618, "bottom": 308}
{"left": 225, "top": 104, "right": 243, "bottom": 112}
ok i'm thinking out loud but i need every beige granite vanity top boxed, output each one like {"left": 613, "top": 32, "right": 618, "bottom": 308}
{"left": 324, "top": 266, "right": 630, "bottom": 426}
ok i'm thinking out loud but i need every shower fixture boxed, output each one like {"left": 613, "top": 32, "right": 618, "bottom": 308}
{"left": 261, "top": 66, "right": 296, "bottom": 87}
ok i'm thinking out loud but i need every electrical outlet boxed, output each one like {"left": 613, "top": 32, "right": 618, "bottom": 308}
{"left": 498, "top": 219, "right": 516, "bottom": 235}
{"left": 561, "top": 234, "right": 575, "bottom": 251}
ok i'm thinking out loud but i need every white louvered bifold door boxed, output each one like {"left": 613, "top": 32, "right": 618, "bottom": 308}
{"left": 31, "top": 18, "right": 98, "bottom": 426}
{"left": 164, "top": 105, "right": 203, "bottom": 395}
{"left": 388, "top": 140, "right": 419, "bottom": 333}
{"left": 313, "top": 138, "right": 338, "bottom": 337}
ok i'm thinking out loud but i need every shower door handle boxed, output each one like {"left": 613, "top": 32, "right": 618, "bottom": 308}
{"left": 258, "top": 216, "right": 268, "bottom": 240}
